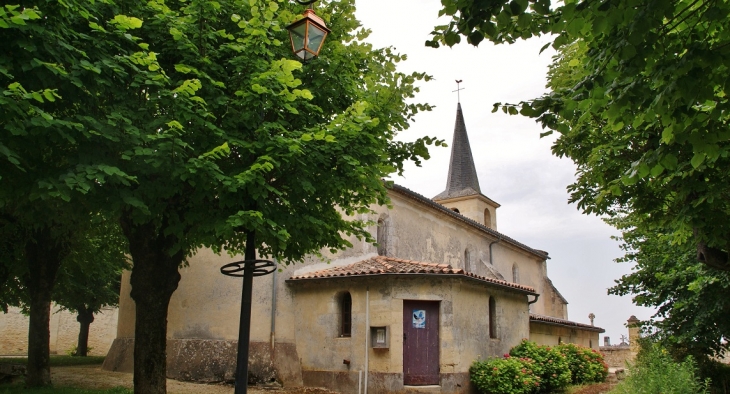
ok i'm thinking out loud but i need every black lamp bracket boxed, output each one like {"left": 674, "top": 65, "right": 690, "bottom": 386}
{"left": 220, "top": 259, "right": 276, "bottom": 277}
{"left": 295, "top": 0, "right": 318, "bottom": 4}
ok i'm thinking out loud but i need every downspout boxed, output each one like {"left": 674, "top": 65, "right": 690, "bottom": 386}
{"left": 270, "top": 260, "right": 278, "bottom": 351}
{"left": 489, "top": 236, "right": 502, "bottom": 265}
{"left": 527, "top": 294, "right": 540, "bottom": 305}
{"left": 364, "top": 287, "right": 370, "bottom": 394}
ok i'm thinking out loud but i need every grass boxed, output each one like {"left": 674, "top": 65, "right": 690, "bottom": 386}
{"left": 0, "top": 384, "right": 131, "bottom": 394}
{"left": 0, "top": 356, "right": 105, "bottom": 367}
{"left": 0, "top": 356, "right": 120, "bottom": 393}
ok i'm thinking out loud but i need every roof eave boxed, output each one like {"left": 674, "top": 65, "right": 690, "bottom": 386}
{"left": 287, "top": 272, "right": 538, "bottom": 296}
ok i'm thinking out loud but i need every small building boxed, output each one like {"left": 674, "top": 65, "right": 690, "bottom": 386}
{"left": 103, "top": 103, "right": 604, "bottom": 393}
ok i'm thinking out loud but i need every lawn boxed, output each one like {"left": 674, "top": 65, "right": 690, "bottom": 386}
{"left": 0, "top": 385, "right": 131, "bottom": 394}
{"left": 0, "top": 356, "right": 126, "bottom": 393}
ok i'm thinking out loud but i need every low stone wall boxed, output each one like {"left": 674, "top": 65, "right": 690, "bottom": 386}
{"left": 103, "top": 338, "right": 303, "bottom": 386}
{"left": 600, "top": 345, "right": 635, "bottom": 368}
{"left": 0, "top": 306, "right": 118, "bottom": 356}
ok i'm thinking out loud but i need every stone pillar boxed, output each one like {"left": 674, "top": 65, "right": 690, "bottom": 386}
{"left": 627, "top": 315, "right": 640, "bottom": 353}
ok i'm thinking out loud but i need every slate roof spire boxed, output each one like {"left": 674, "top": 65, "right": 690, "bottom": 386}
{"left": 433, "top": 103, "right": 481, "bottom": 200}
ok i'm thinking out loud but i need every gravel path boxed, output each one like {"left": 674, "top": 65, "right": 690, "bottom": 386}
{"left": 50, "top": 365, "right": 338, "bottom": 394}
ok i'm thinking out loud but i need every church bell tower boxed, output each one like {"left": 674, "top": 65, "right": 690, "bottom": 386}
{"left": 433, "top": 103, "right": 500, "bottom": 230}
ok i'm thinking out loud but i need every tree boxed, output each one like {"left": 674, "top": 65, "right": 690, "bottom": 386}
{"left": 52, "top": 219, "right": 128, "bottom": 357}
{"left": 607, "top": 213, "right": 730, "bottom": 358}
{"left": 428, "top": 0, "right": 730, "bottom": 271}
{"left": 94, "top": 1, "right": 441, "bottom": 392}
{"left": 1, "top": 0, "right": 154, "bottom": 386}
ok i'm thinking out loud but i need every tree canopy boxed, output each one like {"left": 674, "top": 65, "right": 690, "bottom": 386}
{"left": 608, "top": 214, "right": 730, "bottom": 358}
{"left": 429, "top": 0, "right": 730, "bottom": 271}
{"left": 3, "top": 0, "right": 441, "bottom": 391}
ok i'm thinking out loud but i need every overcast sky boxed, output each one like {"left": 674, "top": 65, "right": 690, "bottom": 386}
{"left": 355, "top": 0, "right": 655, "bottom": 342}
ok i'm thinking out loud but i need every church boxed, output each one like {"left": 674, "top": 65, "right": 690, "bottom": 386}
{"left": 103, "top": 103, "right": 604, "bottom": 393}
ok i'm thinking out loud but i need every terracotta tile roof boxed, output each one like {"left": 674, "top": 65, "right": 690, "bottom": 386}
{"left": 530, "top": 313, "right": 606, "bottom": 333}
{"left": 389, "top": 184, "right": 548, "bottom": 260}
{"left": 288, "top": 256, "right": 537, "bottom": 294}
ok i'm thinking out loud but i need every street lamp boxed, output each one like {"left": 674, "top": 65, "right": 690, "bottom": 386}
{"left": 223, "top": 4, "right": 331, "bottom": 394}
{"left": 286, "top": 1, "right": 330, "bottom": 61}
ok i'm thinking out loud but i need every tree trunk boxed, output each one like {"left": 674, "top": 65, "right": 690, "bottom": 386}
{"left": 121, "top": 214, "right": 183, "bottom": 394}
{"left": 25, "top": 227, "right": 65, "bottom": 387}
{"left": 75, "top": 308, "right": 95, "bottom": 357}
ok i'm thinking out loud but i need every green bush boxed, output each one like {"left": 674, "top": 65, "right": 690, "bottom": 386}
{"left": 611, "top": 343, "right": 710, "bottom": 394}
{"left": 510, "top": 340, "right": 572, "bottom": 393}
{"left": 557, "top": 343, "right": 608, "bottom": 384}
{"left": 470, "top": 355, "right": 541, "bottom": 394}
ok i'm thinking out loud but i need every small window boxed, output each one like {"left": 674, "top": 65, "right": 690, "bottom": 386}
{"left": 484, "top": 208, "right": 492, "bottom": 227}
{"left": 489, "top": 296, "right": 497, "bottom": 339}
{"left": 512, "top": 264, "right": 519, "bottom": 283}
{"left": 558, "top": 337, "right": 563, "bottom": 344}
{"left": 590, "top": 340, "right": 593, "bottom": 348}
{"left": 340, "top": 292, "right": 352, "bottom": 337}
{"left": 464, "top": 249, "right": 471, "bottom": 272}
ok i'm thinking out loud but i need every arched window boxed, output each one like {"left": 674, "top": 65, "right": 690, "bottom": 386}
{"left": 512, "top": 264, "right": 519, "bottom": 283}
{"left": 340, "top": 292, "right": 352, "bottom": 337}
{"left": 489, "top": 296, "right": 497, "bottom": 339}
{"left": 484, "top": 208, "right": 492, "bottom": 227}
{"left": 377, "top": 218, "right": 388, "bottom": 256}
{"left": 451, "top": 208, "right": 460, "bottom": 214}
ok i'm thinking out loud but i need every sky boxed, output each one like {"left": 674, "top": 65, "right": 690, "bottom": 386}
{"left": 354, "top": 0, "right": 655, "bottom": 342}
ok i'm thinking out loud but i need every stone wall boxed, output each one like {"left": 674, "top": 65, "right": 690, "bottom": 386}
{"left": 0, "top": 306, "right": 118, "bottom": 356}
{"left": 600, "top": 346, "right": 634, "bottom": 368}
{"left": 529, "top": 321, "right": 600, "bottom": 350}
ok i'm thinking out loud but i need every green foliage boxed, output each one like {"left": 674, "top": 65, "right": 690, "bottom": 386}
{"left": 470, "top": 340, "right": 607, "bottom": 394}
{"left": 611, "top": 343, "right": 710, "bottom": 394}
{"left": 557, "top": 343, "right": 608, "bottom": 385}
{"left": 607, "top": 214, "right": 730, "bottom": 358}
{"left": 510, "top": 339, "right": 572, "bottom": 392}
{"left": 470, "top": 355, "right": 541, "bottom": 394}
{"left": 432, "top": 0, "right": 730, "bottom": 272}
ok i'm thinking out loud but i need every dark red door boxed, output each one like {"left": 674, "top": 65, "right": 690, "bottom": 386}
{"left": 403, "top": 300, "right": 439, "bottom": 385}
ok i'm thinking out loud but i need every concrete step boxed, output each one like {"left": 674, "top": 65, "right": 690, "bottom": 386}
{"left": 404, "top": 385, "right": 441, "bottom": 393}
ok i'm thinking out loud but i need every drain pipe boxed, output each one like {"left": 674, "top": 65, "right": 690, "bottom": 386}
{"left": 364, "top": 287, "right": 370, "bottom": 394}
{"left": 489, "top": 236, "right": 502, "bottom": 265}
{"left": 270, "top": 260, "right": 278, "bottom": 351}
{"left": 358, "top": 370, "right": 363, "bottom": 394}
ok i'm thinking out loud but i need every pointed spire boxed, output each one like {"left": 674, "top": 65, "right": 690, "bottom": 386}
{"left": 433, "top": 103, "right": 481, "bottom": 201}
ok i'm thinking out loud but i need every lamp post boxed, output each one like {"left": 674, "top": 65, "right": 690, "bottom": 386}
{"left": 222, "top": 3, "right": 330, "bottom": 394}
{"left": 286, "top": 0, "right": 330, "bottom": 61}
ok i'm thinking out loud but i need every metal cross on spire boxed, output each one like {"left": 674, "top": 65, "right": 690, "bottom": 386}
{"left": 453, "top": 79, "right": 465, "bottom": 103}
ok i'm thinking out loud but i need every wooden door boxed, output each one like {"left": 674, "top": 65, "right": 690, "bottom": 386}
{"left": 402, "top": 300, "right": 439, "bottom": 385}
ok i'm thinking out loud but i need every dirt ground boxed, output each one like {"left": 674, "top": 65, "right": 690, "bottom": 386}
{"left": 50, "top": 365, "right": 339, "bottom": 394}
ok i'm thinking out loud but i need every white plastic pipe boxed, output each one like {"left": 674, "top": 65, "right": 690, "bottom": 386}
{"left": 358, "top": 370, "right": 363, "bottom": 394}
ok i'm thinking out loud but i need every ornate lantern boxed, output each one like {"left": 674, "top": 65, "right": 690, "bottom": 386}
{"left": 286, "top": 7, "right": 330, "bottom": 61}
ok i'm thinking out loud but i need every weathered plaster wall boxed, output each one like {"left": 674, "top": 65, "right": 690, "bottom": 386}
{"left": 106, "top": 187, "right": 563, "bottom": 386}
{"left": 541, "top": 280, "right": 569, "bottom": 320}
{"left": 290, "top": 276, "right": 529, "bottom": 394}
{"left": 529, "top": 321, "right": 600, "bottom": 350}
{"left": 0, "top": 306, "right": 117, "bottom": 356}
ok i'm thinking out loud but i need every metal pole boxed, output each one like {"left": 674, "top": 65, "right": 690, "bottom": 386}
{"left": 234, "top": 231, "right": 256, "bottom": 394}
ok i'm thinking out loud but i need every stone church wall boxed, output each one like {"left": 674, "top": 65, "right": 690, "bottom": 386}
{"left": 0, "top": 306, "right": 117, "bottom": 356}
{"left": 289, "top": 275, "right": 529, "bottom": 394}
